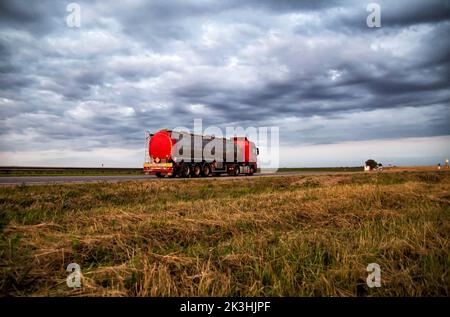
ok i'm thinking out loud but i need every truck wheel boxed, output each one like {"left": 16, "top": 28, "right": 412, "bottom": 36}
{"left": 234, "top": 165, "right": 240, "bottom": 176}
{"left": 156, "top": 172, "right": 165, "bottom": 178}
{"left": 248, "top": 167, "right": 254, "bottom": 176}
{"left": 192, "top": 164, "right": 201, "bottom": 177}
{"left": 202, "top": 164, "right": 211, "bottom": 177}
{"left": 181, "top": 164, "right": 191, "bottom": 178}
{"left": 177, "top": 164, "right": 190, "bottom": 178}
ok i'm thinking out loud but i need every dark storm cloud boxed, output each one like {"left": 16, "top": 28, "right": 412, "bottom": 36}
{"left": 380, "top": 0, "right": 450, "bottom": 26}
{"left": 314, "top": 0, "right": 450, "bottom": 35}
{"left": 0, "top": 0, "right": 65, "bottom": 35}
{"left": 0, "top": 0, "right": 45, "bottom": 25}
{"left": 241, "top": 0, "right": 344, "bottom": 12}
{"left": 0, "top": 0, "right": 449, "bottom": 155}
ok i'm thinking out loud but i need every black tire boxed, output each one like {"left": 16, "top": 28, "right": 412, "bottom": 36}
{"left": 171, "top": 165, "right": 180, "bottom": 177}
{"left": 192, "top": 164, "right": 201, "bottom": 177}
{"left": 202, "top": 164, "right": 211, "bottom": 177}
{"left": 234, "top": 165, "right": 240, "bottom": 176}
{"left": 155, "top": 172, "right": 165, "bottom": 178}
{"left": 248, "top": 166, "right": 254, "bottom": 176}
{"left": 180, "top": 164, "right": 191, "bottom": 178}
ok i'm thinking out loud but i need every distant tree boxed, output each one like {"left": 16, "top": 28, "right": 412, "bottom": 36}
{"left": 377, "top": 163, "right": 383, "bottom": 167}
{"left": 365, "top": 159, "right": 378, "bottom": 169}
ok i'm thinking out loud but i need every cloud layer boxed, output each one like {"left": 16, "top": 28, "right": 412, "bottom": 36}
{"left": 0, "top": 0, "right": 449, "bottom": 166}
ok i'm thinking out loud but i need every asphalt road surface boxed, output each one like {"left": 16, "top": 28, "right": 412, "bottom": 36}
{"left": 0, "top": 171, "right": 361, "bottom": 185}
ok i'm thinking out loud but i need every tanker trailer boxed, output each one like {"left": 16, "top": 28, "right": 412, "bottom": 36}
{"left": 143, "top": 129, "right": 258, "bottom": 178}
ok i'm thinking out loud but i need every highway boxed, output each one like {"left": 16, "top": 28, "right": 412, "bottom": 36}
{"left": 0, "top": 171, "right": 360, "bottom": 185}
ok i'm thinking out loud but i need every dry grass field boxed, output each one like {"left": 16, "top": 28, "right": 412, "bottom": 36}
{"left": 383, "top": 166, "right": 446, "bottom": 172}
{"left": 1, "top": 171, "right": 449, "bottom": 296}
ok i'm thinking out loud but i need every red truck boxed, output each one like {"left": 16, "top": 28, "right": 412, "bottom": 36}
{"left": 143, "top": 129, "right": 258, "bottom": 177}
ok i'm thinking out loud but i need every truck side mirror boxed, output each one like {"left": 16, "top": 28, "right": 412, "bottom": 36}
{"left": 257, "top": 148, "right": 259, "bottom": 155}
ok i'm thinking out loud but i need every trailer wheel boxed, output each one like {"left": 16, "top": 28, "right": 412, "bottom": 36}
{"left": 202, "top": 164, "right": 211, "bottom": 177}
{"left": 181, "top": 164, "right": 191, "bottom": 178}
{"left": 180, "top": 164, "right": 191, "bottom": 178}
{"left": 192, "top": 164, "right": 201, "bottom": 177}
{"left": 156, "top": 172, "right": 165, "bottom": 178}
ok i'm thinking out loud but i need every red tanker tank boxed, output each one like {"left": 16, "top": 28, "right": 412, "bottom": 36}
{"left": 149, "top": 130, "right": 173, "bottom": 162}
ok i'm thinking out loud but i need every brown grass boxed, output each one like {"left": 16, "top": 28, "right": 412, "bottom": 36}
{"left": 0, "top": 171, "right": 449, "bottom": 296}
{"left": 384, "top": 166, "right": 448, "bottom": 172}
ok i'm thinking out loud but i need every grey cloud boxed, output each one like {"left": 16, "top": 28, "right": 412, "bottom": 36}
{"left": 380, "top": 0, "right": 450, "bottom": 27}
{"left": 0, "top": 0, "right": 65, "bottom": 36}
{"left": 241, "top": 0, "right": 344, "bottom": 12}
{"left": 310, "top": 0, "right": 450, "bottom": 35}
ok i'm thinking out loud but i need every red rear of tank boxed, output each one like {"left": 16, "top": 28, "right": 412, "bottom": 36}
{"left": 143, "top": 130, "right": 175, "bottom": 176}
{"left": 149, "top": 130, "right": 173, "bottom": 162}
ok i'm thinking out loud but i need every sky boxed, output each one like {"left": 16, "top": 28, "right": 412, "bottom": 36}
{"left": 0, "top": 0, "right": 449, "bottom": 167}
